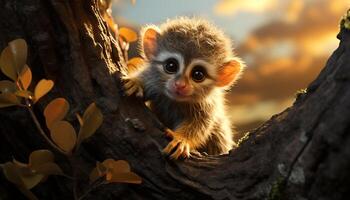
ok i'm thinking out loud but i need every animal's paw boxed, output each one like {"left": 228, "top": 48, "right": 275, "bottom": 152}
{"left": 163, "top": 137, "right": 193, "bottom": 159}
{"left": 164, "top": 128, "right": 175, "bottom": 139}
{"left": 122, "top": 75, "right": 144, "bottom": 97}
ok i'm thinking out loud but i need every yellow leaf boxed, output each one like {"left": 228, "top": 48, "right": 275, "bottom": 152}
{"left": 29, "top": 150, "right": 54, "bottom": 170}
{"left": 102, "top": 159, "right": 140, "bottom": 184}
{"left": 76, "top": 113, "right": 83, "bottom": 126}
{"left": 3, "top": 161, "right": 39, "bottom": 200}
{"left": 50, "top": 121, "right": 77, "bottom": 152}
{"left": 14, "top": 90, "right": 33, "bottom": 99}
{"left": 102, "top": 159, "right": 117, "bottom": 181}
{"left": 101, "top": 159, "right": 134, "bottom": 173}
{"left": 0, "top": 46, "right": 17, "bottom": 80}
{"left": 89, "top": 161, "right": 107, "bottom": 183}
{"left": 18, "top": 65, "right": 32, "bottom": 90}
{"left": 107, "top": 172, "right": 142, "bottom": 184}
{"left": 20, "top": 171, "right": 44, "bottom": 189}
{"left": 17, "top": 185, "right": 39, "bottom": 200}
{"left": 34, "top": 79, "right": 54, "bottom": 103}
{"left": 78, "top": 103, "right": 103, "bottom": 142}
{"left": 44, "top": 98, "right": 70, "bottom": 129}
{"left": 97, "top": 161, "right": 107, "bottom": 174}
{"left": 127, "top": 57, "right": 144, "bottom": 72}
{"left": 102, "top": 158, "right": 115, "bottom": 169}
{"left": 12, "top": 159, "right": 29, "bottom": 168}
{"left": 119, "top": 27, "right": 138, "bottom": 43}
{"left": 106, "top": 171, "right": 113, "bottom": 181}
{"left": 89, "top": 167, "right": 100, "bottom": 183}
{"left": 0, "top": 80, "right": 16, "bottom": 93}
{"left": 34, "top": 162, "right": 63, "bottom": 176}
{"left": 111, "top": 160, "right": 130, "bottom": 173}
{"left": 8, "top": 38, "right": 27, "bottom": 76}
{"left": 17, "top": 165, "right": 33, "bottom": 176}
{"left": 2, "top": 162, "right": 24, "bottom": 186}
{"left": 0, "top": 93, "right": 20, "bottom": 108}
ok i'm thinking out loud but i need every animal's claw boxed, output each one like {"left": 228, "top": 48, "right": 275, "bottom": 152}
{"left": 122, "top": 76, "right": 144, "bottom": 97}
{"left": 163, "top": 137, "right": 192, "bottom": 159}
{"left": 164, "top": 128, "right": 175, "bottom": 139}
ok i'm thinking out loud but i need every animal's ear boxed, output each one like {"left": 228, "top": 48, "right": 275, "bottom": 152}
{"left": 216, "top": 59, "right": 243, "bottom": 87}
{"left": 141, "top": 26, "right": 160, "bottom": 59}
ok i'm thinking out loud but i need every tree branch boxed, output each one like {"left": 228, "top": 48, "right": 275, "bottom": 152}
{"left": 0, "top": 1, "right": 349, "bottom": 200}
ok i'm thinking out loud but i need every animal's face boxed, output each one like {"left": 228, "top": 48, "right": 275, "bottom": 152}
{"left": 151, "top": 51, "right": 218, "bottom": 102}
{"left": 140, "top": 17, "right": 244, "bottom": 103}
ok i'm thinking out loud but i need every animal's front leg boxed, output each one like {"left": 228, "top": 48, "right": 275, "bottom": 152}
{"left": 164, "top": 128, "right": 175, "bottom": 139}
{"left": 163, "top": 133, "right": 192, "bottom": 159}
{"left": 163, "top": 127, "right": 201, "bottom": 159}
{"left": 122, "top": 74, "right": 144, "bottom": 97}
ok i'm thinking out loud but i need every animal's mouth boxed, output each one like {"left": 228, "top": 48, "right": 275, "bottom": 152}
{"left": 165, "top": 89, "right": 192, "bottom": 102}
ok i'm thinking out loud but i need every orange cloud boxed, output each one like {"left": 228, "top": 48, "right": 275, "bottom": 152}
{"left": 285, "top": 0, "right": 304, "bottom": 22}
{"left": 214, "top": 0, "right": 277, "bottom": 16}
{"left": 248, "top": 0, "right": 347, "bottom": 43}
{"left": 231, "top": 0, "right": 347, "bottom": 108}
{"left": 228, "top": 98, "right": 294, "bottom": 125}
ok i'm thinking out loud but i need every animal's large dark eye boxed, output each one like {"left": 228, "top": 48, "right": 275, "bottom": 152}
{"left": 191, "top": 66, "right": 206, "bottom": 82}
{"left": 163, "top": 58, "right": 179, "bottom": 74}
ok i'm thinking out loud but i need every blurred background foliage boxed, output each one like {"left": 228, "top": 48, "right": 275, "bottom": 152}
{"left": 112, "top": 0, "right": 349, "bottom": 135}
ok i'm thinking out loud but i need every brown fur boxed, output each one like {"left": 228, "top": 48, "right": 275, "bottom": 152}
{"left": 123, "top": 17, "right": 244, "bottom": 159}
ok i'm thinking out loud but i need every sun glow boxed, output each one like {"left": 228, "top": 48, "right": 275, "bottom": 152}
{"left": 214, "top": 0, "right": 276, "bottom": 16}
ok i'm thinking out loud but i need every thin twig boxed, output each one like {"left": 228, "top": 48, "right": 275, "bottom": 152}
{"left": 16, "top": 77, "right": 67, "bottom": 155}
{"left": 27, "top": 106, "right": 67, "bottom": 155}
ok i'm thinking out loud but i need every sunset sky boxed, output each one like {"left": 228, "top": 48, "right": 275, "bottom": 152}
{"left": 113, "top": 0, "right": 349, "bottom": 133}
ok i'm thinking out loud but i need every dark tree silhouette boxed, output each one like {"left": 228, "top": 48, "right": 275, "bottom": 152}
{"left": 0, "top": 1, "right": 349, "bottom": 199}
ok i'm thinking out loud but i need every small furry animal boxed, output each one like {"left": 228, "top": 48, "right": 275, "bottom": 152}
{"left": 123, "top": 17, "right": 244, "bottom": 159}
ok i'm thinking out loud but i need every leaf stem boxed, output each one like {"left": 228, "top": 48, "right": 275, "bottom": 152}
{"left": 26, "top": 106, "right": 67, "bottom": 155}
{"left": 17, "top": 75, "right": 67, "bottom": 155}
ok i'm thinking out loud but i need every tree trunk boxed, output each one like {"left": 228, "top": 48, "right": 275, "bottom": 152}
{"left": 0, "top": 1, "right": 349, "bottom": 200}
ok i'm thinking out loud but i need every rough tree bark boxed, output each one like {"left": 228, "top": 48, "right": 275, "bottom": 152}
{"left": 0, "top": 1, "right": 349, "bottom": 200}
